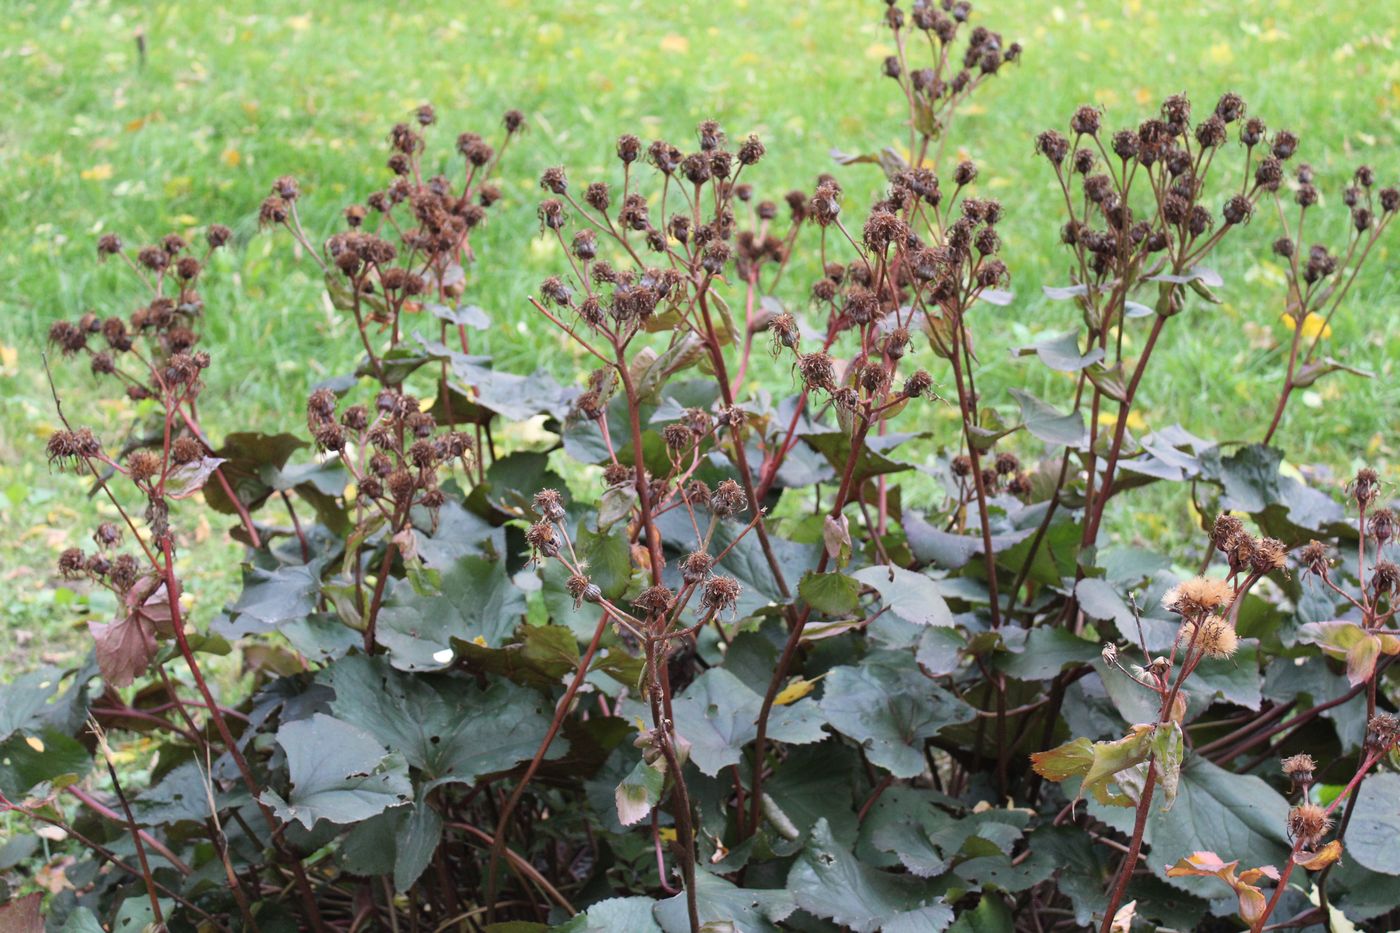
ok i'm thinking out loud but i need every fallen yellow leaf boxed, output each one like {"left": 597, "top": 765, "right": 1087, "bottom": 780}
{"left": 1281, "top": 312, "right": 1332, "bottom": 340}
{"left": 80, "top": 163, "right": 113, "bottom": 181}
{"left": 774, "top": 674, "right": 825, "bottom": 706}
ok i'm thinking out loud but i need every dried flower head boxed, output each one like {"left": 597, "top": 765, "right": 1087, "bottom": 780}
{"left": 1286, "top": 803, "right": 1331, "bottom": 849}
{"left": 1249, "top": 537, "right": 1288, "bottom": 575}
{"left": 1368, "top": 713, "right": 1400, "bottom": 750}
{"left": 1354, "top": 468, "right": 1380, "bottom": 510}
{"left": 634, "top": 584, "right": 676, "bottom": 616}
{"left": 701, "top": 576, "right": 742, "bottom": 615}
{"left": 1368, "top": 508, "right": 1395, "bottom": 547}
{"left": 1197, "top": 618, "right": 1239, "bottom": 659}
{"left": 565, "top": 573, "right": 601, "bottom": 609}
{"left": 1281, "top": 753, "right": 1316, "bottom": 788}
{"left": 1298, "top": 540, "right": 1329, "bottom": 576}
{"left": 533, "top": 488, "right": 566, "bottom": 522}
{"left": 710, "top": 479, "right": 746, "bottom": 517}
{"left": 1163, "top": 576, "right": 1233, "bottom": 617}
{"left": 525, "top": 520, "right": 560, "bottom": 559}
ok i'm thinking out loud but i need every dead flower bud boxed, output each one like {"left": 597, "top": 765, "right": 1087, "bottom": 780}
{"left": 1372, "top": 560, "right": 1400, "bottom": 596}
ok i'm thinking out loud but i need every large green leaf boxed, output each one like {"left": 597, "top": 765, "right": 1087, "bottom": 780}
{"left": 787, "top": 819, "right": 953, "bottom": 933}
{"left": 799, "top": 571, "right": 862, "bottom": 616}
{"left": 995, "top": 626, "right": 1099, "bottom": 681}
{"left": 804, "top": 432, "right": 917, "bottom": 489}
{"left": 664, "top": 668, "right": 825, "bottom": 777}
{"left": 557, "top": 897, "right": 662, "bottom": 933}
{"left": 1346, "top": 772, "right": 1400, "bottom": 875}
{"left": 0, "top": 729, "right": 90, "bottom": 798}
{"left": 851, "top": 566, "right": 954, "bottom": 627}
{"left": 654, "top": 871, "right": 796, "bottom": 933}
{"left": 223, "top": 558, "right": 326, "bottom": 636}
{"left": 766, "top": 741, "right": 860, "bottom": 843}
{"left": 376, "top": 554, "right": 527, "bottom": 670}
{"left": 820, "top": 652, "right": 973, "bottom": 778}
{"left": 392, "top": 794, "right": 443, "bottom": 893}
{"left": 657, "top": 509, "right": 818, "bottom": 617}
{"left": 201, "top": 430, "right": 307, "bottom": 516}
{"left": 0, "top": 669, "right": 60, "bottom": 742}
{"left": 1010, "top": 388, "right": 1087, "bottom": 448}
{"left": 261, "top": 713, "right": 411, "bottom": 829}
{"left": 1147, "top": 756, "right": 1290, "bottom": 888}
{"left": 131, "top": 761, "right": 218, "bottom": 826}
{"left": 320, "top": 655, "right": 563, "bottom": 789}
{"left": 1012, "top": 329, "right": 1104, "bottom": 372}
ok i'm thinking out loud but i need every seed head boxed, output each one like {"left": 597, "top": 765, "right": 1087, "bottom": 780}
{"left": 126, "top": 449, "right": 161, "bottom": 483}
{"left": 566, "top": 573, "right": 601, "bottom": 609}
{"left": 58, "top": 547, "right": 86, "bottom": 577}
{"left": 1367, "top": 713, "right": 1400, "bottom": 750}
{"left": 1163, "top": 576, "right": 1233, "bottom": 617}
{"left": 1249, "top": 537, "right": 1288, "bottom": 575}
{"left": 525, "top": 520, "right": 560, "bottom": 559}
{"left": 171, "top": 436, "right": 204, "bottom": 464}
{"left": 1281, "top": 753, "right": 1316, "bottom": 788}
{"left": 701, "top": 576, "right": 742, "bottom": 615}
{"left": 1215, "top": 92, "right": 1246, "bottom": 123}
{"left": 1287, "top": 803, "right": 1331, "bottom": 849}
{"left": 737, "top": 134, "right": 765, "bottom": 166}
{"left": 533, "top": 488, "right": 566, "bottom": 523}
{"left": 259, "top": 196, "right": 289, "bottom": 228}
{"left": 1271, "top": 130, "right": 1299, "bottom": 160}
{"left": 1371, "top": 560, "right": 1399, "bottom": 596}
{"left": 797, "top": 352, "right": 836, "bottom": 392}
{"left": 634, "top": 584, "right": 676, "bottom": 616}
{"left": 1197, "top": 619, "right": 1239, "bottom": 659}
{"left": 46, "top": 429, "right": 102, "bottom": 469}
{"left": 97, "top": 233, "right": 123, "bottom": 258}
{"left": 540, "top": 166, "right": 568, "bottom": 195}
{"left": 681, "top": 551, "right": 714, "bottom": 584}
{"left": 1369, "top": 508, "right": 1396, "bottom": 546}
{"left": 1354, "top": 468, "right": 1380, "bottom": 510}
{"left": 1070, "top": 105, "right": 1101, "bottom": 136}
{"left": 1298, "top": 540, "right": 1329, "bottom": 576}
{"left": 710, "top": 479, "right": 746, "bottom": 517}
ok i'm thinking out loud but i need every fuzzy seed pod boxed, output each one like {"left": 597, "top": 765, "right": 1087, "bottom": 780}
{"left": 634, "top": 584, "right": 675, "bottom": 616}
{"left": 701, "top": 575, "right": 742, "bottom": 614}
{"left": 1281, "top": 753, "right": 1315, "bottom": 788}
{"left": 710, "top": 479, "right": 746, "bottom": 517}
{"left": 1287, "top": 803, "right": 1331, "bottom": 849}
{"left": 1197, "top": 618, "right": 1239, "bottom": 659}
{"left": 1163, "top": 576, "right": 1233, "bottom": 617}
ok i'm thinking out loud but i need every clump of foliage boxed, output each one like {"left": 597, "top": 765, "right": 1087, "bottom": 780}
{"left": 5, "top": 2, "right": 1400, "bottom": 931}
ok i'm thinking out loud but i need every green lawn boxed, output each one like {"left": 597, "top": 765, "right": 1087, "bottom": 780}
{"left": 2, "top": 0, "right": 1397, "bottom": 672}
